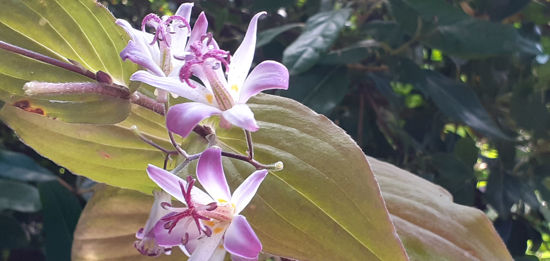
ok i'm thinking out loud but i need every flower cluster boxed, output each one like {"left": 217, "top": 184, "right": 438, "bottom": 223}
{"left": 117, "top": 2, "right": 289, "bottom": 260}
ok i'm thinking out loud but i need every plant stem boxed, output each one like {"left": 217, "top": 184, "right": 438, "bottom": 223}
{"left": 245, "top": 130, "right": 254, "bottom": 159}
{"left": 0, "top": 40, "right": 97, "bottom": 80}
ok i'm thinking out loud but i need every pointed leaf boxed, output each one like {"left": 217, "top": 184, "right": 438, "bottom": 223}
{"left": 0, "top": 180, "right": 41, "bottom": 212}
{"left": 282, "top": 8, "right": 351, "bottom": 74}
{"left": 369, "top": 157, "right": 512, "bottom": 260}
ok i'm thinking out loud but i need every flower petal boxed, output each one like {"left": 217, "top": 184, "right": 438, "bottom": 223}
{"left": 175, "top": 2, "right": 194, "bottom": 22}
{"left": 187, "top": 12, "right": 208, "bottom": 50}
{"left": 197, "top": 147, "right": 231, "bottom": 202}
{"left": 188, "top": 229, "right": 225, "bottom": 261}
{"left": 140, "top": 190, "right": 172, "bottom": 239}
{"left": 239, "top": 61, "right": 289, "bottom": 103}
{"left": 221, "top": 104, "right": 259, "bottom": 132}
{"left": 231, "top": 170, "right": 268, "bottom": 214}
{"left": 224, "top": 215, "right": 262, "bottom": 259}
{"left": 130, "top": 71, "right": 214, "bottom": 105}
{"left": 166, "top": 102, "right": 221, "bottom": 138}
{"left": 227, "top": 12, "right": 266, "bottom": 89}
{"left": 146, "top": 164, "right": 213, "bottom": 204}
{"left": 171, "top": 3, "right": 194, "bottom": 57}
{"left": 208, "top": 247, "right": 227, "bottom": 261}
{"left": 152, "top": 215, "right": 200, "bottom": 247}
{"left": 116, "top": 19, "right": 163, "bottom": 76}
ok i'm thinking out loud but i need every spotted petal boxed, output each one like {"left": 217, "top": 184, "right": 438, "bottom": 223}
{"left": 231, "top": 170, "right": 268, "bottom": 214}
{"left": 239, "top": 61, "right": 289, "bottom": 103}
{"left": 186, "top": 12, "right": 208, "bottom": 52}
{"left": 227, "top": 12, "right": 266, "bottom": 89}
{"left": 166, "top": 102, "right": 222, "bottom": 138}
{"left": 197, "top": 147, "right": 232, "bottom": 202}
{"left": 224, "top": 215, "right": 262, "bottom": 259}
{"left": 116, "top": 19, "right": 163, "bottom": 76}
{"left": 221, "top": 104, "right": 259, "bottom": 132}
{"left": 130, "top": 71, "right": 213, "bottom": 104}
{"left": 152, "top": 215, "right": 200, "bottom": 246}
{"left": 146, "top": 164, "right": 212, "bottom": 204}
{"left": 171, "top": 3, "right": 194, "bottom": 58}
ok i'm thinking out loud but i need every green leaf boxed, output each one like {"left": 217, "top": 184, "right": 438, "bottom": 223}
{"left": 2, "top": 94, "right": 409, "bottom": 260}
{"left": 284, "top": 66, "right": 350, "bottom": 114}
{"left": 0, "top": 149, "right": 55, "bottom": 182}
{"left": 318, "top": 40, "right": 378, "bottom": 65}
{"left": 392, "top": 58, "right": 510, "bottom": 140}
{"left": 431, "top": 153, "right": 475, "bottom": 205}
{"left": 38, "top": 180, "right": 82, "bottom": 261}
{"left": 0, "top": 179, "right": 41, "bottom": 212}
{"left": 256, "top": 23, "right": 303, "bottom": 48}
{"left": 389, "top": 0, "right": 540, "bottom": 57}
{"left": 369, "top": 157, "right": 512, "bottom": 260}
{"left": 0, "top": 0, "right": 136, "bottom": 124}
{"left": 282, "top": 8, "right": 351, "bottom": 74}
{"left": 0, "top": 214, "right": 29, "bottom": 249}
{"left": 363, "top": 21, "right": 409, "bottom": 48}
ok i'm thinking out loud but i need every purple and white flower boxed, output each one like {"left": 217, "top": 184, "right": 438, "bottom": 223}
{"left": 142, "top": 147, "right": 267, "bottom": 260}
{"left": 130, "top": 11, "right": 289, "bottom": 137}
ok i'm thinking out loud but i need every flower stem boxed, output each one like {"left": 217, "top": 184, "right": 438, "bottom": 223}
{"left": 245, "top": 130, "right": 254, "bottom": 160}
{"left": 0, "top": 40, "right": 97, "bottom": 80}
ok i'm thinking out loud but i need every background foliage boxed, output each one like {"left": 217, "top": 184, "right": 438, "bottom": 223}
{"left": 2, "top": 0, "right": 550, "bottom": 260}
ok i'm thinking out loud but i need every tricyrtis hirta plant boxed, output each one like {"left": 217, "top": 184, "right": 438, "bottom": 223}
{"left": 115, "top": 3, "right": 287, "bottom": 260}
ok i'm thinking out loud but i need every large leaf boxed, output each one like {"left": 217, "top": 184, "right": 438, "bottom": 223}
{"left": 2, "top": 94, "right": 408, "bottom": 260}
{"left": 38, "top": 180, "right": 82, "bottom": 261}
{"left": 282, "top": 8, "right": 351, "bottom": 74}
{"left": 256, "top": 23, "right": 303, "bottom": 48}
{"left": 0, "top": 0, "right": 136, "bottom": 123}
{"left": 389, "top": 0, "right": 540, "bottom": 57}
{"left": 368, "top": 157, "right": 512, "bottom": 261}
{"left": 72, "top": 157, "right": 512, "bottom": 261}
{"left": 0, "top": 179, "right": 41, "bottom": 212}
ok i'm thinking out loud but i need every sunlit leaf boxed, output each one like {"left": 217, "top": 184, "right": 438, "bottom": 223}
{"left": 369, "top": 157, "right": 512, "bottom": 260}
{"left": 2, "top": 93, "right": 408, "bottom": 260}
{"left": 282, "top": 8, "right": 351, "bottom": 74}
{"left": 0, "top": 0, "right": 136, "bottom": 123}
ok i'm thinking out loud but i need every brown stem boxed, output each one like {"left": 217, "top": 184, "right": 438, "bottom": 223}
{"left": 245, "top": 130, "right": 254, "bottom": 159}
{"left": 0, "top": 40, "right": 97, "bottom": 80}
{"left": 130, "top": 92, "right": 166, "bottom": 115}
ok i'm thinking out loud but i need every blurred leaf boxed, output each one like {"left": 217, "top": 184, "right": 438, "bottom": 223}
{"left": 367, "top": 72, "right": 403, "bottom": 107}
{"left": 431, "top": 153, "right": 475, "bottom": 205}
{"left": 511, "top": 91, "right": 550, "bottom": 132}
{"left": 0, "top": 0, "right": 136, "bottom": 124}
{"left": 283, "top": 8, "right": 351, "bottom": 74}
{"left": 392, "top": 58, "right": 510, "bottom": 140}
{"left": 369, "top": 157, "right": 512, "bottom": 260}
{"left": 389, "top": 0, "right": 541, "bottom": 57}
{"left": 0, "top": 214, "right": 29, "bottom": 249}
{"left": 0, "top": 149, "right": 55, "bottom": 182}
{"left": 7, "top": 94, "right": 408, "bottom": 260}
{"left": 0, "top": 180, "right": 41, "bottom": 212}
{"left": 38, "top": 180, "right": 82, "bottom": 261}
{"left": 486, "top": 170, "right": 539, "bottom": 218}
{"left": 363, "top": 21, "right": 409, "bottom": 48}
{"left": 477, "top": 0, "right": 530, "bottom": 21}
{"left": 453, "top": 137, "right": 479, "bottom": 167}
{"left": 256, "top": 23, "right": 303, "bottom": 48}
{"left": 284, "top": 66, "right": 349, "bottom": 114}
{"left": 522, "top": 2, "right": 550, "bottom": 25}
{"left": 318, "top": 40, "right": 377, "bottom": 65}
{"left": 251, "top": 0, "right": 296, "bottom": 12}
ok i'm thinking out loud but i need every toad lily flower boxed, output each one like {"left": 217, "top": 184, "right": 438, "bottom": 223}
{"left": 131, "top": 12, "right": 289, "bottom": 137}
{"left": 145, "top": 147, "right": 268, "bottom": 260}
{"left": 116, "top": 3, "right": 193, "bottom": 100}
